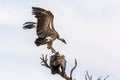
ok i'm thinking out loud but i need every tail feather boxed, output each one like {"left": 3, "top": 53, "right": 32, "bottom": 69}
{"left": 23, "top": 22, "right": 36, "bottom": 25}
{"left": 23, "top": 22, "right": 36, "bottom": 29}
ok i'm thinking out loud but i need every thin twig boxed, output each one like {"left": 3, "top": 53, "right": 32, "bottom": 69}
{"left": 104, "top": 75, "right": 109, "bottom": 80}
{"left": 40, "top": 54, "right": 50, "bottom": 68}
{"left": 70, "top": 59, "right": 77, "bottom": 80}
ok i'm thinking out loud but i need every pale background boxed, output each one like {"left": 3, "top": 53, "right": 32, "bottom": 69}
{"left": 0, "top": 0, "right": 120, "bottom": 80}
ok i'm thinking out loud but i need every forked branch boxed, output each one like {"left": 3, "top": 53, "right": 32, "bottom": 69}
{"left": 40, "top": 54, "right": 50, "bottom": 68}
{"left": 40, "top": 54, "right": 77, "bottom": 80}
{"left": 85, "top": 71, "right": 109, "bottom": 80}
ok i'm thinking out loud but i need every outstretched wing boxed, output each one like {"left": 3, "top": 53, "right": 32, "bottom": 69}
{"left": 32, "top": 7, "right": 56, "bottom": 39}
{"left": 32, "top": 7, "right": 53, "bottom": 30}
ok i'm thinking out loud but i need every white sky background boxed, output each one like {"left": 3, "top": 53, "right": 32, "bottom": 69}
{"left": 0, "top": 0, "right": 120, "bottom": 80}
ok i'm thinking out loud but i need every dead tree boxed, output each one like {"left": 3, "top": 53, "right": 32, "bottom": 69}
{"left": 40, "top": 54, "right": 109, "bottom": 80}
{"left": 40, "top": 54, "right": 77, "bottom": 80}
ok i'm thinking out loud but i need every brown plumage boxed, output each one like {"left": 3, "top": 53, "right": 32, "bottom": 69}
{"left": 23, "top": 7, "right": 66, "bottom": 53}
{"left": 50, "top": 52, "right": 66, "bottom": 76}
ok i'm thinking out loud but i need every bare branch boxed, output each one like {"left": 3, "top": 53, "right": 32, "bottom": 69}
{"left": 85, "top": 71, "right": 92, "bottom": 80}
{"left": 104, "top": 75, "right": 109, "bottom": 80}
{"left": 97, "top": 76, "right": 102, "bottom": 80}
{"left": 40, "top": 54, "right": 50, "bottom": 68}
{"left": 85, "top": 74, "right": 88, "bottom": 80}
{"left": 70, "top": 59, "right": 77, "bottom": 80}
{"left": 85, "top": 71, "right": 109, "bottom": 80}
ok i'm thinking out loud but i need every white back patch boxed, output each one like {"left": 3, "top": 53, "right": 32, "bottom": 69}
{"left": 46, "top": 37, "right": 53, "bottom": 42}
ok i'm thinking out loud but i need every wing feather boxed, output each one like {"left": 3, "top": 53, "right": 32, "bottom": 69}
{"left": 32, "top": 7, "right": 56, "bottom": 38}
